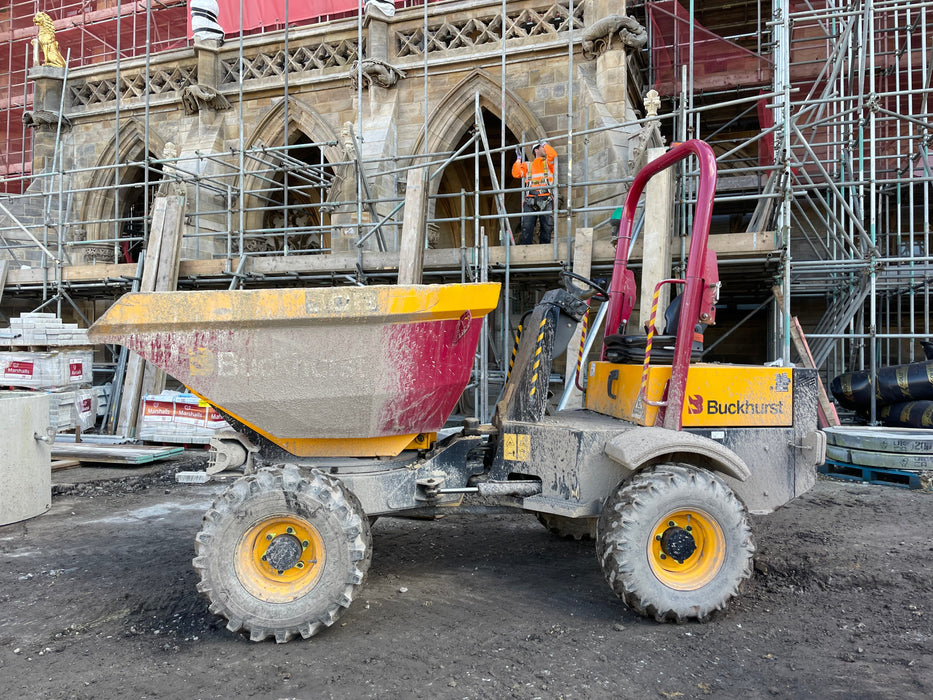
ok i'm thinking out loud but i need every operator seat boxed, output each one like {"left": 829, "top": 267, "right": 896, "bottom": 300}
{"left": 602, "top": 293, "right": 706, "bottom": 363}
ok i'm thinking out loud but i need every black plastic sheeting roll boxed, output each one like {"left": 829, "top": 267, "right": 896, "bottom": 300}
{"left": 878, "top": 401, "right": 933, "bottom": 429}
{"left": 830, "top": 360, "right": 933, "bottom": 415}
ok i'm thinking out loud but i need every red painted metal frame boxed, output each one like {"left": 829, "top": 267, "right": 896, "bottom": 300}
{"left": 602, "top": 139, "right": 718, "bottom": 430}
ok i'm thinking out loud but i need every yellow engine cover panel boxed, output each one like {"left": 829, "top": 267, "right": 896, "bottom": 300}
{"left": 585, "top": 362, "right": 794, "bottom": 428}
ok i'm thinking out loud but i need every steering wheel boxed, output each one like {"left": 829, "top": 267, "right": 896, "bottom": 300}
{"left": 560, "top": 271, "right": 609, "bottom": 303}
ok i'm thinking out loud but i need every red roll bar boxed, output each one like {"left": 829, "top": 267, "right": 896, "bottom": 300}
{"left": 602, "top": 139, "right": 719, "bottom": 429}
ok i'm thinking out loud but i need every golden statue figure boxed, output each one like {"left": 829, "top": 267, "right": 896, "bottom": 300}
{"left": 32, "top": 12, "right": 67, "bottom": 68}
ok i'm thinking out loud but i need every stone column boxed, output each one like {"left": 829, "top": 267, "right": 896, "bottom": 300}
{"left": 27, "top": 66, "right": 67, "bottom": 173}
{"left": 638, "top": 147, "right": 674, "bottom": 330}
{"left": 194, "top": 38, "right": 224, "bottom": 88}
{"left": 590, "top": 0, "right": 633, "bottom": 123}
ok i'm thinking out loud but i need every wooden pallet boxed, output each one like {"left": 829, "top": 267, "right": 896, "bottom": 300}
{"left": 820, "top": 459, "right": 925, "bottom": 490}
{"left": 50, "top": 459, "right": 81, "bottom": 472}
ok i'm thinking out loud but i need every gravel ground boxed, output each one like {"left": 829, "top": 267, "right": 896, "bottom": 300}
{"left": 0, "top": 453, "right": 931, "bottom": 699}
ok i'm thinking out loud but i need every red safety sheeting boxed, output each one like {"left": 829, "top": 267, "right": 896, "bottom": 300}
{"left": 647, "top": 0, "right": 771, "bottom": 96}
{"left": 214, "top": 0, "right": 360, "bottom": 34}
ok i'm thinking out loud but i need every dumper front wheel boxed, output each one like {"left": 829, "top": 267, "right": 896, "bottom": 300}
{"left": 596, "top": 463, "right": 753, "bottom": 622}
{"left": 194, "top": 465, "right": 371, "bottom": 642}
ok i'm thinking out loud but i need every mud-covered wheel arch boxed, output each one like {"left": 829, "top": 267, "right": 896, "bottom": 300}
{"left": 595, "top": 463, "right": 754, "bottom": 622}
{"left": 193, "top": 465, "right": 372, "bottom": 642}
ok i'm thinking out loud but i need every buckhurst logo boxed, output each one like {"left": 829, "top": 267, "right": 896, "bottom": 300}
{"left": 685, "top": 394, "right": 786, "bottom": 416}
{"left": 707, "top": 399, "right": 785, "bottom": 415}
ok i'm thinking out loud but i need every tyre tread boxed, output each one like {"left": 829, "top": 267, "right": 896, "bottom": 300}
{"left": 193, "top": 465, "right": 372, "bottom": 642}
{"left": 596, "top": 463, "right": 754, "bottom": 622}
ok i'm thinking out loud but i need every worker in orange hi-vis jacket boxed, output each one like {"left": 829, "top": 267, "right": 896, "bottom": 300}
{"left": 512, "top": 141, "right": 557, "bottom": 244}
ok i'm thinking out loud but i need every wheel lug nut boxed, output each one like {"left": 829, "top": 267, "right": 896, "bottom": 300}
{"left": 261, "top": 555, "right": 267, "bottom": 561}
{"left": 286, "top": 527, "right": 294, "bottom": 534}
{"left": 302, "top": 540, "right": 309, "bottom": 549}
{"left": 668, "top": 521, "right": 675, "bottom": 527}
{"left": 660, "top": 553, "right": 667, "bottom": 560}
{"left": 686, "top": 526, "right": 692, "bottom": 532}
{"left": 296, "top": 562, "right": 304, "bottom": 569}
{"left": 266, "top": 534, "right": 273, "bottom": 541}
{"left": 655, "top": 534, "right": 662, "bottom": 541}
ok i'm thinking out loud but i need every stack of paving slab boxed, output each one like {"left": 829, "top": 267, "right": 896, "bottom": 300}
{"left": 138, "top": 390, "right": 232, "bottom": 445}
{"left": 822, "top": 426, "right": 933, "bottom": 490}
{"left": 0, "top": 312, "right": 97, "bottom": 432}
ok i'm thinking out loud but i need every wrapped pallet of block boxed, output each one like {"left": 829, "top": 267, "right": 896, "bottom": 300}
{"left": 0, "top": 313, "right": 97, "bottom": 434}
{"left": 0, "top": 350, "right": 94, "bottom": 389}
{"left": 138, "top": 391, "right": 232, "bottom": 444}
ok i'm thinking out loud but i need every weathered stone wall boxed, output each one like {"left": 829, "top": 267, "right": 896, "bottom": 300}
{"left": 15, "top": 0, "right": 647, "bottom": 263}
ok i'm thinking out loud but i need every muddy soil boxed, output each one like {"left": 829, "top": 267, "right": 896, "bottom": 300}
{"left": 0, "top": 456, "right": 931, "bottom": 699}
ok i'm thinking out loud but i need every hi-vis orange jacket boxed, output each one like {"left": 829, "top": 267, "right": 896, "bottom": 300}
{"left": 512, "top": 142, "right": 557, "bottom": 197}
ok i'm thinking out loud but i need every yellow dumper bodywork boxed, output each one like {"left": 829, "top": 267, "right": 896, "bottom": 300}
{"left": 585, "top": 362, "right": 795, "bottom": 428}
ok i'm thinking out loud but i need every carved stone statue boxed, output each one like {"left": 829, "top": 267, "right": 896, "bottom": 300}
{"left": 32, "top": 12, "right": 66, "bottom": 68}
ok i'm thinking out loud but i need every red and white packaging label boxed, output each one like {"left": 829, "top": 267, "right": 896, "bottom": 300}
{"left": 142, "top": 400, "right": 174, "bottom": 422}
{"left": 174, "top": 402, "right": 208, "bottom": 427}
{"left": 3, "top": 360, "right": 34, "bottom": 378}
{"left": 69, "top": 360, "right": 84, "bottom": 381}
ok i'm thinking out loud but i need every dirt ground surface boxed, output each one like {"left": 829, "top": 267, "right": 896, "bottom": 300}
{"left": 1, "top": 453, "right": 931, "bottom": 700}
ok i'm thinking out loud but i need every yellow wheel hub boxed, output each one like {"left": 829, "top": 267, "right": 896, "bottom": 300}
{"left": 235, "top": 515, "right": 325, "bottom": 602}
{"left": 648, "top": 508, "right": 724, "bottom": 591}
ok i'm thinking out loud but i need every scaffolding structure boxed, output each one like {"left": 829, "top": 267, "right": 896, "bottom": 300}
{"left": 1, "top": 0, "right": 931, "bottom": 427}
{"left": 0, "top": 0, "right": 188, "bottom": 191}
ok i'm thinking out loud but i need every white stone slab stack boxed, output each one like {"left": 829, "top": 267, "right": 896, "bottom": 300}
{"left": 0, "top": 313, "right": 97, "bottom": 433}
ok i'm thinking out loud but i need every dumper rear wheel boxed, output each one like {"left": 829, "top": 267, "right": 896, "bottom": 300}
{"left": 194, "top": 465, "right": 371, "bottom": 642}
{"left": 596, "top": 463, "right": 753, "bottom": 622}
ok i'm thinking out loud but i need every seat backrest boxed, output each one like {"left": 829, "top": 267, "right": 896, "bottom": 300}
{"left": 663, "top": 293, "right": 682, "bottom": 335}
{"left": 663, "top": 292, "right": 708, "bottom": 336}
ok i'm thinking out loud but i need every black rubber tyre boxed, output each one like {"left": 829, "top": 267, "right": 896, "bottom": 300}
{"left": 596, "top": 463, "right": 754, "bottom": 622}
{"left": 193, "top": 465, "right": 372, "bottom": 642}
{"left": 535, "top": 513, "right": 597, "bottom": 540}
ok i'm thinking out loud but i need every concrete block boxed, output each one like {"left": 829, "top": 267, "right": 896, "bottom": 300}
{"left": 0, "top": 391, "right": 51, "bottom": 526}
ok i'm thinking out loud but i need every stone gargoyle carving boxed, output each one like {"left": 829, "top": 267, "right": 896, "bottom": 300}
{"left": 22, "top": 110, "right": 72, "bottom": 131}
{"left": 582, "top": 15, "right": 648, "bottom": 60}
{"left": 181, "top": 84, "right": 232, "bottom": 115}
{"left": 349, "top": 59, "right": 406, "bottom": 90}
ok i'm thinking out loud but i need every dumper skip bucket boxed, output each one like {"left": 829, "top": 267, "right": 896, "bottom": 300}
{"left": 89, "top": 283, "right": 500, "bottom": 457}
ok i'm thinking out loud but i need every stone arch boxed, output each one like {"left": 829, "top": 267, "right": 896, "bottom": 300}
{"left": 80, "top": 118, "right": 167, "bottom": 252}
{"left": 241, "top": 98, "right": 351, "bottom": 252}
{"left": 408, "top": 70, "right": 547, "bottom": 248}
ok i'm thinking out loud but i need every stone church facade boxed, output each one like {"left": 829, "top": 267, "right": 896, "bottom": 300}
{"left": 18, "top": 0, "right": 652, "bottom": 273}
